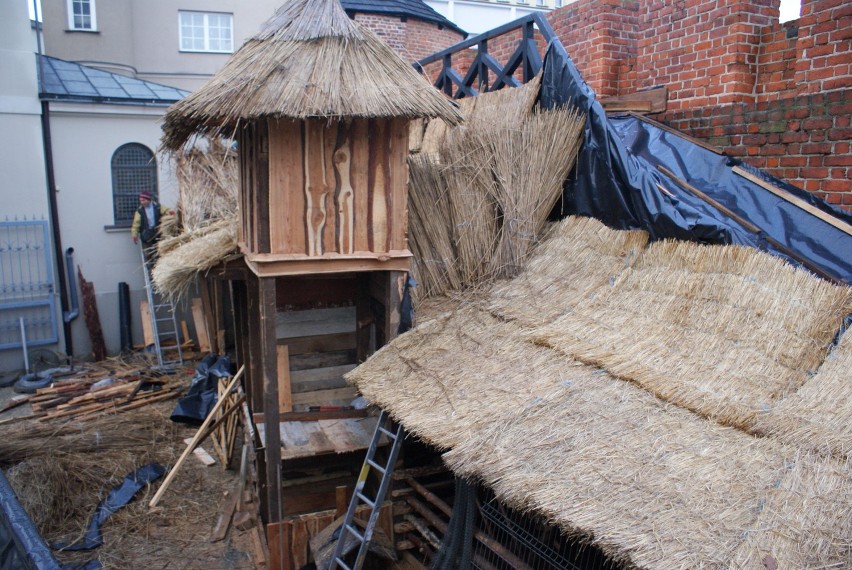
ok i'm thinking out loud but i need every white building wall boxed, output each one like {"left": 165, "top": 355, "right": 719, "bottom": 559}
{"left": 0, "top": 0, "right": 62, "bottom": 373}
{"left": 49, "top": 103, "right": 180, "bottom": 359}
{"left": 425, "top": 0, "right": 569, "bottom": 35}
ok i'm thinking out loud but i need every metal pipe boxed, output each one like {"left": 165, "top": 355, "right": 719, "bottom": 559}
{"left": 19, "top": 319, "right": 29, "bottom": 373}
{"left": 63, "top": 248, "right": 79, "bottom": 322}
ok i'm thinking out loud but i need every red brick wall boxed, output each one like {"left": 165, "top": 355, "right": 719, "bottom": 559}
{"left": 353, "top": 13, "right": 465, "bottom": 64}
{"left": 545, "top": 0, "right": 852, "bottom": 209}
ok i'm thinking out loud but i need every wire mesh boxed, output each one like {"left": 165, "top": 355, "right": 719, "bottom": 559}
{"left": 473, "top": 492, "right": 621, "bottom": 570}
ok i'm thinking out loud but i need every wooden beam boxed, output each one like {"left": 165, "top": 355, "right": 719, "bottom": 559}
{"left": 733, "top": 165, "right": 852, "bottom": 236}
{"left": 253, "top": 409, "right": 367, "bottom": 423}
{"left": 601, "top": 87, "right": 667, "bottom": 114}
{"left": 259, "top": 277, "right": 283, "bottom": 524}
{"left": 140, "top": 301, "right": 154, "bottom": 346}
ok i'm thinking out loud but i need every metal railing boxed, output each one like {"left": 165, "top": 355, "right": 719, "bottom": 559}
{"left": 0, "top": 217, "right": 58, "bottom": 351}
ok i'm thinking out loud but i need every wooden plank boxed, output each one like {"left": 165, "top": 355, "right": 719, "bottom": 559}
{"left": 245, "top": 253, "right": 412, "bottom": 277}
{"left": 351, "top": 118, "right": 371, "bottom": 252}
{"left": 369, "top": 119, "right": 390, "bottom": 253}
{"left": 254, "top": 409, "right": 368, "bottom": 423}
{"left": 388, "top": 117, "right": 410, "bottom": 252}
{"left": 275, "top": 307, "right": 355, "bottom": 339}
{"left": 601, "top": 86, "right": 667, "bottom": 114}
{"left": 333, "top": 124, "right": 355, "bottom": 254}
{"left": 140, "top": 301, "right": 154, "bottom": 346}
{"left": 304, "top": 120, "right": 331, "bottom": 256}
{"left": 268, "top": 118, "right": 305, "bottom": 255}
{"left": 256, "top": 122, "right": 271, "bottom": 254}
{"left": 276, "top": 345, "right": 292, "bottom": 413}
{"left": 184, "top": 438, "right": 217, "bottom": 466}
{"left": 209, "top": 486, "right": 239, "bottom": 542}
{"left": 290, "top": 364, "right": 357, "bottom": 394}
{"left": 323, "top": 121, "right": 339, "bottom": 256}
{"left": 291, "top": 387, "right": 358, "bottom": 409}
{"left": 279, "top": 332, "right": 356, "bottom": 356}
{"left": 733, "top": 165, "right": 852, "bottom": 236}
{"left": 198, "top": 279, "right": 219, "bottom": 354}
{"left": 267, "top": 522, "right": 290, "bottom": 570}
{"left": 289, "top": 349, "right": 356, "bottom": 371}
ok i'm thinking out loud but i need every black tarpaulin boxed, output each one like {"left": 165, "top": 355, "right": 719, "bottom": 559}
{"left": 538, "top": 40, "right": 852, "bottom": 284}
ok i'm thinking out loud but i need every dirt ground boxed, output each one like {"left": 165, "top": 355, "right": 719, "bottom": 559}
{"left": 0, "top": 362, "right": 262, "bottom": 570}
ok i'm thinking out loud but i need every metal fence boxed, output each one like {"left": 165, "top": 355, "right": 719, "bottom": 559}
{"left": 0, "top": 217, "right": 58, "bottom": 351}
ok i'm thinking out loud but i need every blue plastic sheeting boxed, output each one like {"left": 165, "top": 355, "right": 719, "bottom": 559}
{"left": 0, "top": 469, "right": 62, "bottom": 570}
{"left": 539, "top": 40, "right": 852, "bottom": 284}
{"left": 54, "top": 464, "right": 165, "bottom": 553}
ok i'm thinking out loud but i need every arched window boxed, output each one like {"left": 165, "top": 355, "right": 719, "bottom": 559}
{"left": 111, "top": 143, "right": 157, "bottom": 225}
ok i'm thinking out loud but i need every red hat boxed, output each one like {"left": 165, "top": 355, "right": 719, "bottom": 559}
{"left": 139, "top": 191, "right": 153, "bottom": 200}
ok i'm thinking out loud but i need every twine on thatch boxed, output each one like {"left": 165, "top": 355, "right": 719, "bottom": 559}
{"left": 489, "top": 216, "right": 649, "bottom": 327}
{"left": 152, "top": 217, "right": 238, "bottom": 301}
{"left": 533, "top": 240, "right": 852, "bottom": 430}
{"left": 754, "top": 328, "right": 852, "bottom": 459}
{"left": 346, "top": 304, "right": 852, "bottom": 569}
{"left": 161, "top": 0, "right": 462, "bottom": 150}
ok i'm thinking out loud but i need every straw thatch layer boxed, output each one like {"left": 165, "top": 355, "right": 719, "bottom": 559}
{"left": 753, "top": 329, "right": 852, "bottom": 459}
{"left": 347, "top": 304, "right": 852, "bottom": 569}
{"left": 173, "top": 138, "right": 238, "bottom": 232}
{"left": 161, "top": 0, "right": 462, "bottom": 150}
{"left": 488, "top": 216, "right": 649, "bottom": 327}
{"left": 152, "top": 217, "right": 238, "bottom": 301}
{"left": 533, "top": 241, "right": 852, "bottom": 430}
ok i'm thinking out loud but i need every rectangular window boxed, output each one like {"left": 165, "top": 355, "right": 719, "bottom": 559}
{"left": 179, "top": 11, "right": 234, "bottom": 53}
{"left": 67, "top": 0, "right": 96, "bottom": 31}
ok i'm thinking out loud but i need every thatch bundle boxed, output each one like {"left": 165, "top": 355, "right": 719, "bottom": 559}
{"left": 533, "top": 240, "right": 852, "bottom": 430}
{"left": 152, "top": 217, "right": 238, "bottom": 301}
{"left": 346, "top": 305, "right": 852, "bottom": 569}
{"left": 407, "top": 79, "right": 585, "bottom": 298}
{"left": 161, "top": 0, "right": 461, "bottom": 150}
{"left": 754, "top": 328, "right": 852, "bottom": 459}
{"left": 489, "top": 216, "right": 649, "bottom": 327}
{"left": 173, "top": 138, "right": 238, "bottom": 232}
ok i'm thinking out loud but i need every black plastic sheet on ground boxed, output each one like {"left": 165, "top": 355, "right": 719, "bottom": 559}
{"left": 53, "top": 464, "right": 165, "bottom": 553}
{"left": 170, "top": 354, "right": 232, "bottom": 424}
{"left": 0, "top": 469, "right": 61, "bottom": 569}
{"left": 539, "top": 40, "right": 852, "bottom": 284}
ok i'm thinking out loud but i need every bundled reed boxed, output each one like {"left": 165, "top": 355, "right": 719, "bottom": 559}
{"left": 409, "top": 77, "right": 586, "bottom": 298}
{"left": 152, "top": 217, "right": 238, "bottom": 301}
{"left": 173, "top": 137, "right": 238, "bottom": 232}
{"left": 408, "top": 154, "right": 461, "bottom": 298}
{"left": 161, "top": 0, "right": 461, "bottom": 150}
{"left": 754, "top": 328, "right": 852, "bottom": 459}
{"left": 489, "top": 216, "right": 649, "bottom": 327}
{"left": 533, "top": 240, "right": 852, "bottom": 430}
{"left": 347, "top": 303, "right": 852, "bottom": 569}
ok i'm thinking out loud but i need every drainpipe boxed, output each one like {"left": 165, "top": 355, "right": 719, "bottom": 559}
{"left": 34, "top": 7, "right": 75, "bottom": 356}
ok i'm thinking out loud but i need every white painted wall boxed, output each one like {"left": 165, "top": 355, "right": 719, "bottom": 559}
{"left": 48, "top": 102, "right": 180, "bottom": 359}
{"left": 0, "top": 0, "right": 63, "bottom": 373}
{"left": 426, "top": 0, "right": 559, "bottom": 35}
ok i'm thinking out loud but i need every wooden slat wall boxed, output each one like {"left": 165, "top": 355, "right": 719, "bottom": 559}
{"left": 265, "top": 118, "right": 409, "bottom": 257}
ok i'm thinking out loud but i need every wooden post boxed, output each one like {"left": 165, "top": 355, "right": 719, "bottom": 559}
{"left": 259, "top": 277, "right": 282, "bottom": 527}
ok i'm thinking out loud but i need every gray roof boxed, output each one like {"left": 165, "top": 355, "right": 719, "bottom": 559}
{"left": 38, "top": 55, "right": 188, "bottom": 105}
{"left": 340, "top": 0, "right": 466, "bottom": 37}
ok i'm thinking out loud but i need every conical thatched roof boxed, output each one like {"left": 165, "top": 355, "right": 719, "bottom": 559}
{"left": 161, "top": 0, "right": 462, "bottom": 149}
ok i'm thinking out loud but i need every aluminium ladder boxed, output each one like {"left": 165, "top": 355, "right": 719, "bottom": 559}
{"left": 328, "top": 410, "right": 404, "bottom": 570}
{"left": 140, "top": 244, "right": 183, "bottom": 367}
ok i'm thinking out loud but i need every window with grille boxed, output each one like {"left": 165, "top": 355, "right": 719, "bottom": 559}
{"left": 111, "top": 143, "right": 157, "bottom": 226}
{"left": 67, "top": 0, "right": 96, "bottom": 31}
{"left": 179, "top": 11, "right": 234, "bottom": 53}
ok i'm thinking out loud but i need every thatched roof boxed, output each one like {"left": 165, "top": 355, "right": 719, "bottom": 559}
{"left": 346, "top": 216, "right": 852, "bottom": 569}
{"left": 161, "top": 0, "right": 462, "bottom": 149}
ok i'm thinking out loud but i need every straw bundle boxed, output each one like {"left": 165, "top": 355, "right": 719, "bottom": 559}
{"left": 347, "top": 307, "right": 586, "bottom": 450}
{"left": 753, "top": 328, "right": 852, "bottom": 459}
{"left": 161, "top": 0, "right": 461, "bottom": 150}
{"left": 347, "top": 303, "right": 852, "bottom": 568}
{"left": 486, "top": 107, "right": 585, "bottom": 277}
{"left": 489, "top": 216, "right": 649, "bottom": 327}
{"left": 152, "top": 217, "right": 238, "bottom": 301}
{"left": 173, "top": 138, "right": 238, "bottom": 232}
{"left": 408, "top": 154, "right": 462, "bottom": 298}
{"left": 533, "top": 241, "right": 852, "bottom": 429}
